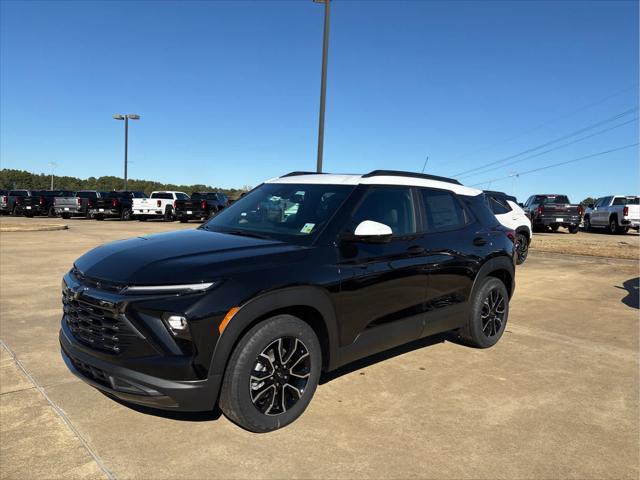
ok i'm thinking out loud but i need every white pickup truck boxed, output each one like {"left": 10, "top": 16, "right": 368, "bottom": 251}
{"left": 132, "top": 191, "right": 190, "bottom": 221}
{"left": 584, "top": 195, "right": 640, "bottom": 234}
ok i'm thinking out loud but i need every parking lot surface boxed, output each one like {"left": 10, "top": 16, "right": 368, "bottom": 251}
{"left": 1, "top": 216, "right": 638, "bottom": 479}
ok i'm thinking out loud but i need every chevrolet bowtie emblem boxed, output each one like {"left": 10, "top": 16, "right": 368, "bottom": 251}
{"left": 73, "top": 286, "right": 89, "bottom": 300}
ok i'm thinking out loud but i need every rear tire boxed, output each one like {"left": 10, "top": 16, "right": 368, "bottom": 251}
{"left": 515, "top": 233, "right": 529, "bottom": 265}
{"left": 121, "top": 208, "right": 132, "bottom": 221}
{"left": 219, "top": 314, "right": 321, "bottom": 433}
{"left": 179, "top": 217, "right": 188, "bottom": 223}
{"left": 583, "top": 216, "right": 591, "bottom": 231}
{"left": 138, "top": 217, "right": 147, "bottom": 221}
{"left": 164, "top": 207, "right": 174, "bottom": 222}
{"left": 95, "top": 215, "right": 104, "bottom": 221}
{"left": 48, "top": 206, "right": 57, "bottom": 218}
{"left": 609, "top": 217, "right": 622, "bottom": 234}
{"left": 550, "top": 225, "right": 559, "bottom": 232}
{"left": 61, "top": 213, "right": 70, "bottom": 219}
{"left": 458, "top": 277, "right": 509, "bottom": 349}
{"left": 568, "top": 225, "right": 579, "bottom": 234}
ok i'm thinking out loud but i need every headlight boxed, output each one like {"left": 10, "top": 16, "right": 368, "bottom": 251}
{"left": 121, "top": 282, "right": 216, "bottom": 294}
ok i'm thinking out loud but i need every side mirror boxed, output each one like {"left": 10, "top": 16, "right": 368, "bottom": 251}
{"left": 343, "top": 220, "right": 393, "bottom": 243}
{"left": 588, "top": 204, "right": 594, "bottom": 209}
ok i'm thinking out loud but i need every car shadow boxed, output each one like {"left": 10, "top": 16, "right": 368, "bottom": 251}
{"left": 320, "top": 332, "right": 449, "bottom": 385}
{"left": 101, "top": 391, "right": 222, "bottom": 422}
{"left": 616, "top": 277, "right": 639, "bottom": 309}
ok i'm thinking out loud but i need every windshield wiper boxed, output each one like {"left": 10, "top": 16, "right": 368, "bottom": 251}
{"left": 222, "top": 229, "right": 273, "bottom": 240}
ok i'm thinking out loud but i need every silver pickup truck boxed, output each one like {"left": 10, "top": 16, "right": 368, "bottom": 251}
{"left": 584, "top": 195, "right": 640, "bottom": 234}
{"left": 54, "top": 191, "right": 108, "bottom": 219}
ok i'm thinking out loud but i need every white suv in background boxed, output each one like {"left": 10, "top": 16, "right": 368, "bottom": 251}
{"left": 132, "top": 191, "right": 190, "bottom": 221}
{"left": 484, "top": 191, "right": 532, "bottom": 264}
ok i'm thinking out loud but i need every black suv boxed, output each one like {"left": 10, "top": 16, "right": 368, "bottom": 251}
{"left": 59, "top": 171, "right": 516, "bottom": 432}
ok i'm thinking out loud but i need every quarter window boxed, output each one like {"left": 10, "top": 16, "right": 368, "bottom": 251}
{"left": 420, "top": 189, "right": 468, "bottom": 231}
{"left": 487, "top": 195, "right": 512, "bottom": 215}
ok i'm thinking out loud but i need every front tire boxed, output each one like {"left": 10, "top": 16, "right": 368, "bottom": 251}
{"left": 458, "top": 277, "right": 509, "bottom": 349}
{"left": 219, "top": 314, "right": 321, "bottom": 433}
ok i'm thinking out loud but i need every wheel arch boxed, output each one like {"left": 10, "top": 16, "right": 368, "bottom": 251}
{"left": 471, "top": 256, "right": 515, "bottom": 299}
{"left": 208, "top": 286, "right": 340, "bottom": 381}
{"left": 515, "top": 225, "right": 531, "bottom": 240}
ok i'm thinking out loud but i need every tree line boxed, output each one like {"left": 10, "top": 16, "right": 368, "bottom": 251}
{"left": 0, "top": 169, "right": 247, "bottom": 199}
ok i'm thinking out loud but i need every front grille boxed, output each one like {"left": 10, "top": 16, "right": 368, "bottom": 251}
{"left": 63, "top": 290, "right": 133, "bottom": 354}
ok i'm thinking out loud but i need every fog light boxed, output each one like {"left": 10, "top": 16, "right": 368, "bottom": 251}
{"left": 167, "top": 315, "right": 188, "bottom": 331}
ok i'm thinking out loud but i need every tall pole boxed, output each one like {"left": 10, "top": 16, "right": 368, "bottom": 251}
{"left": 124, "top": 116, "right": 129, "bottom": 190}
{"left": 316, "top": 0, "right": 331, "bottom": 173}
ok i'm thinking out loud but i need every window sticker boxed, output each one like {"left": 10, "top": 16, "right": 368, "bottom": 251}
{"left": 300, "top": 223, "right": 315, "bottom": 234}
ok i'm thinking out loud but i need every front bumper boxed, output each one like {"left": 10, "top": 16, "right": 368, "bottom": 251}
{"left": 60, "top": 324, "right": 221, "bottom": 411}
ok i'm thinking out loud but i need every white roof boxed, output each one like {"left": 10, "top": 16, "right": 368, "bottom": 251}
{"left": 266, "top": 173, "right": 482, "bottom": 196}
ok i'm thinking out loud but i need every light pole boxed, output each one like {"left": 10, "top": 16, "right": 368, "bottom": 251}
{"left": 314, "top": 0, "right": 331, "bottom": 173}
{"left": 48, "top": 161, "right": 57, "bottom": 189}
{"left": 113, "top": 114, "right": 141, "bottom": 190}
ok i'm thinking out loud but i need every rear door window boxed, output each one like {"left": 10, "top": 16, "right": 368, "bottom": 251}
{"left": 175, "top": 193, "right": 190, "bottom": 200}
{"left": 419, "top": 189, "right": 468, "bottom": 231}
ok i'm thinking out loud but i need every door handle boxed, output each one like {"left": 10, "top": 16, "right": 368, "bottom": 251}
{"left": 406, "top": 245, "right": 425, "bottom": 255}
{"left": 473, "top": 237, "right": 488, "bottom": 246}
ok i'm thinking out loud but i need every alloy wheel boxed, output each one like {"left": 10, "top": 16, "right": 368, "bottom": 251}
{"left": 249, "top": 337, "right": 311, "bottom": 416}
{"left": 480, "top": 289, "right": 506, "bottom": 337}
{"left": 515, "top": 233, "right": 528, "bottom": 264}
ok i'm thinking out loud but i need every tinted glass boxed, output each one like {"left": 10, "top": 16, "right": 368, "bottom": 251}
{"left": 351, "top": 187, "right": 416, "bottom": 236}
{"left": 420, "top": 189, "right": 467, "bottom": 231}
{"left": 77, "top": 191, "right": 97, "bottom": 199}
{"left": 202, "top": 183, "right": 354, "bottom": 245}
{"left": 176, "top": 193, "right": 190, "bottom": 200}
{"left": 151, "top": 192, "right": 173, "bottom": 199}
{"left": 541, "top": 195, "right": 570, "bottom": 204}
{"left": 613, "top": 196, "right": 639, "bottom": 205}
{"left": 10, "top": 191, "right": 28, "bottom": 196}
{"left": 487, "top": 195, "right": 511, "bottom": 215}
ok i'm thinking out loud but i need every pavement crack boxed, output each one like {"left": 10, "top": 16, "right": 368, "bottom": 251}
{"left": 0, "top": 339, "right": 117, "bottom": 480}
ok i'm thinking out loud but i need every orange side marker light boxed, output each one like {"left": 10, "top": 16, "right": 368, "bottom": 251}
{"left": 218, "top": 307, "right": 240, "bottom": 334}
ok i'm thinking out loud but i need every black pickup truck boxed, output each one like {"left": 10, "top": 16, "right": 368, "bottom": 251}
{"left": 522, "top": 194, "right": 583, "bottom": 233}
{"left": 174, "top": 191, "right": 230, "bottom": 222}
{"left": 54, "top": 191, "right": 109, "bottom": 219}
{"left": 23, "top": 190, "right": 75, "bottom": 217}
{"left": 89, "top": 190, "right": 147, "bottom": 220}
{"left": 2, "top": 189, "right": 32, "bottom": 215}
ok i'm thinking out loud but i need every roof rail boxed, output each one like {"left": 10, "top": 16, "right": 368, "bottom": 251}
{"left": 280, "top": 171, "right": 325, "bottom": 178}
{"left": 362, "top": 170, "right": 462, "bottom": 185}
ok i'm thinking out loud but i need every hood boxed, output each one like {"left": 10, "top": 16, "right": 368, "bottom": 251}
{"left": 74, "top": 228, "right": 301, "bottom": 285}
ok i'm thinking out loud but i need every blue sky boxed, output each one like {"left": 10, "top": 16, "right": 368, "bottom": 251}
{"left": 1, "top": 0, "right": 638, "bottom": 201}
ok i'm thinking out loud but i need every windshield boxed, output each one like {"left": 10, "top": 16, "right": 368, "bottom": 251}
{"left": 201, "top": 183, "right": 355, "bottom": 245}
